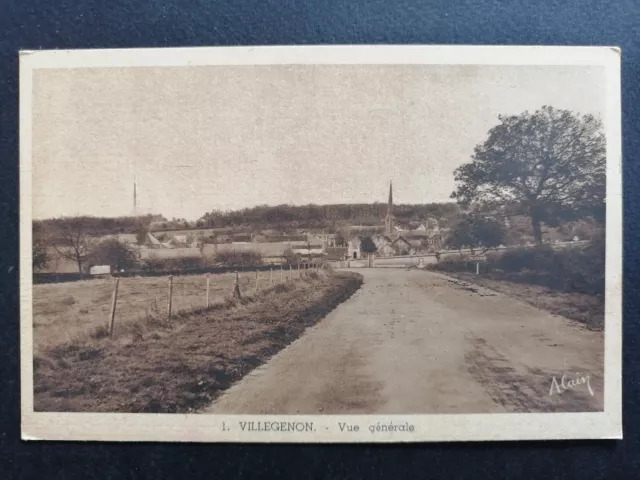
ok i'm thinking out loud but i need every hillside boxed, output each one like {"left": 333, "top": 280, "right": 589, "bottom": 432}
{"left": 34, "top": 203, "right": 460, "bottom": 237}
{"left": 197, "top": 202, "right": 460, "bottom": 230}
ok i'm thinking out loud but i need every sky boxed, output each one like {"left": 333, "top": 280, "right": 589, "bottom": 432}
{"left": 31, "top": 64, "right": 605, "bottom": 221}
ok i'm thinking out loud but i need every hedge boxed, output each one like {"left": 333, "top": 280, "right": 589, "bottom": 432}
{"left": 430, "top": 239, "right": 605, "bottom": 295}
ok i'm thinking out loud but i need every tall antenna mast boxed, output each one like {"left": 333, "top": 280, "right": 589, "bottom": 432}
{"left": 133, "top": 175, "right": 137, "bottom": 217}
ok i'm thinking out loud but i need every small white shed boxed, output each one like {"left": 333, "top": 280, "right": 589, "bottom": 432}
{"left": 90, "top": 265, "right": 111, "bottom": 276}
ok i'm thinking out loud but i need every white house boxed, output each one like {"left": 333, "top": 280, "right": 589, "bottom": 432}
{"left": 347, "top": 237, "right": 362, "bottom": 259}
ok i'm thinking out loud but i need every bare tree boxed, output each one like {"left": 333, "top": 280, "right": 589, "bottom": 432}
{"left": 52, "top": 217, "right": 95, "bottom": 274}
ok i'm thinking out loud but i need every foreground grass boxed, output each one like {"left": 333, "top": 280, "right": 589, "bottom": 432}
{"left": 34, "top": 271, "right": 363, "bottom": 413}
{"left": 436, "top": 271, "right": 604, "bottom": 331}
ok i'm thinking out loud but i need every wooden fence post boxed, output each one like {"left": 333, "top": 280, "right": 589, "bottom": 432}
{"left": 280, "top": 265, "right": 284, "bottom": 283}
{"left": 232, "top": 270, "right": 241, "bottom": 298}
{"left": 298, "top": 262, "right": 301, "bottom": 278}
{"left": 255, "top": 270, "right": 259, "bottom": 293}
{"left": 108, "top": 278, "right": 120, "bottom": 337}
{"left": 205, "top": 273, "right": 210, "bottom": 308}
{"left": 270, "top": 267, "right": 273, "bottom": 286}
{"left": 167, "top": 275, "right": 173, "bottom": 319}
{"left": 289, "top": 264, "right": 292, "bottom": 281}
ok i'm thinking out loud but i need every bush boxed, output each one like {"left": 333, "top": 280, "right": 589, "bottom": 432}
{"left": 491, "top": 245, "right": 556, "bottom": 273}
{"left": 554, "top": 239, "right": 605, "bottom": 294}
{"left": 270, "top": 283, "right": 290, "bottom": 294}
{"left": 214, "top": 250, "right": 263, "bottom": 267}
{"left": 88, "top": 239, "right": 137, "bottom": 271}
{"left": 429, "top": 257, "right": 479, "bottom": 274}
{"left": 493, "top": 244, "right": 604, "bottom": 294}
{"left": 60, "top": 295, "right": 77, "bottom": 306}
{"left": 140, "top": 256, "right": 204, "bottom": 271}
{"left": 433, "top": 256, "right": 490, "bottom": 274}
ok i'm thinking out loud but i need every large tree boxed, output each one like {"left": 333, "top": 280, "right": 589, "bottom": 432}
{"left": 451, "top": 106, "right": 606, "bottom": 244}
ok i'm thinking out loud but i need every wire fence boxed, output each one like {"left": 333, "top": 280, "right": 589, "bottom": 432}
{"left": 32, "top": 262, "right": 328, "bottom": 347}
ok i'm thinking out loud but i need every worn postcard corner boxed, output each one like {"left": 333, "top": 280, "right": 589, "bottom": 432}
{"left": 19, "top": 45, "right": 622, "bottom": 443}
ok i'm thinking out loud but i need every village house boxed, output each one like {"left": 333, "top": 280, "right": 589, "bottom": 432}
{"left": 347, "top": 236, "right": 362, "bottom": 259}
{"left": 291, "top": 243, "right": 325, "bottom": 257}
{"left": 325, "top": 247, "right": 348, "bottom": 261}
{"left": 100, "top": 233, "right": 139, "bottom": 245}
{"left": 372, "top": 234, "right": 394, "bottom": 251}
{"left": 391, "top": 236, "right": 413, "bottom": 255}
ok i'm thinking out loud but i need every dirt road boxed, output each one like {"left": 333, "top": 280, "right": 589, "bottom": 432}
{"left": 203, "top": 268, "right": 603, "bottom": 414}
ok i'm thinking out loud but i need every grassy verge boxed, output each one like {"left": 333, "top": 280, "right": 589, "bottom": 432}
{"left": 33, "top": 271, "right": 363, "bottom": 413}
{"left": 437, "top": 271, "right": 604, "bottom": 331}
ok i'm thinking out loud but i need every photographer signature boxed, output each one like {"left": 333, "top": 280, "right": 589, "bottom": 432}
{"left": 549, "top": 373, "right": 594, "bottom": 396}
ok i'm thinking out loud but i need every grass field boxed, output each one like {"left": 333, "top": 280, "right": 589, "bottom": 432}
{"left": 33, "top": 271, "right": 363, "bottom": 413}
{"left": 32, "top": 269, "right": 299, "bottom": 354}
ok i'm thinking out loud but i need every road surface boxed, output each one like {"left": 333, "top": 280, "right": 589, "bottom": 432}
{"left": 204, "top": 268, "right": 603, "bottom": 414}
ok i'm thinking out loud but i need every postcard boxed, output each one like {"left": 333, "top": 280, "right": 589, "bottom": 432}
{"left": 20, "top": 45, "right": 622, "bottom": 442}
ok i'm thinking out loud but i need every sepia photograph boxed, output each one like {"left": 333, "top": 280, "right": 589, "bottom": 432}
{"left": 20, "top": 46, "right": 622, "bottom": 442}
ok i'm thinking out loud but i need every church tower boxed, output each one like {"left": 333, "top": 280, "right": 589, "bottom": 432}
{"left": 384, "top": 181, "right": 395, "bottom": 237}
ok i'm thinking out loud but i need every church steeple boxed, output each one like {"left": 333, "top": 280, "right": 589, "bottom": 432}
{"left": 385, "top": 181, "right": 395, "bottom": 236}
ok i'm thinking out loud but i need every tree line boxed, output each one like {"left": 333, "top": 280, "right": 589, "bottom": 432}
{"left": 197, "top": 203, "right": 459, "bottom": 230}
{"left": 35, "top": 214, "right": 165, "bottom": 240}
{"left": 34, "top": 204, "right": 460, "bottom": 239}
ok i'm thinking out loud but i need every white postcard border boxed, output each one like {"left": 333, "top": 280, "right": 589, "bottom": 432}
{"left": 19, "top": 45, "right": 622, "bottom": 442}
